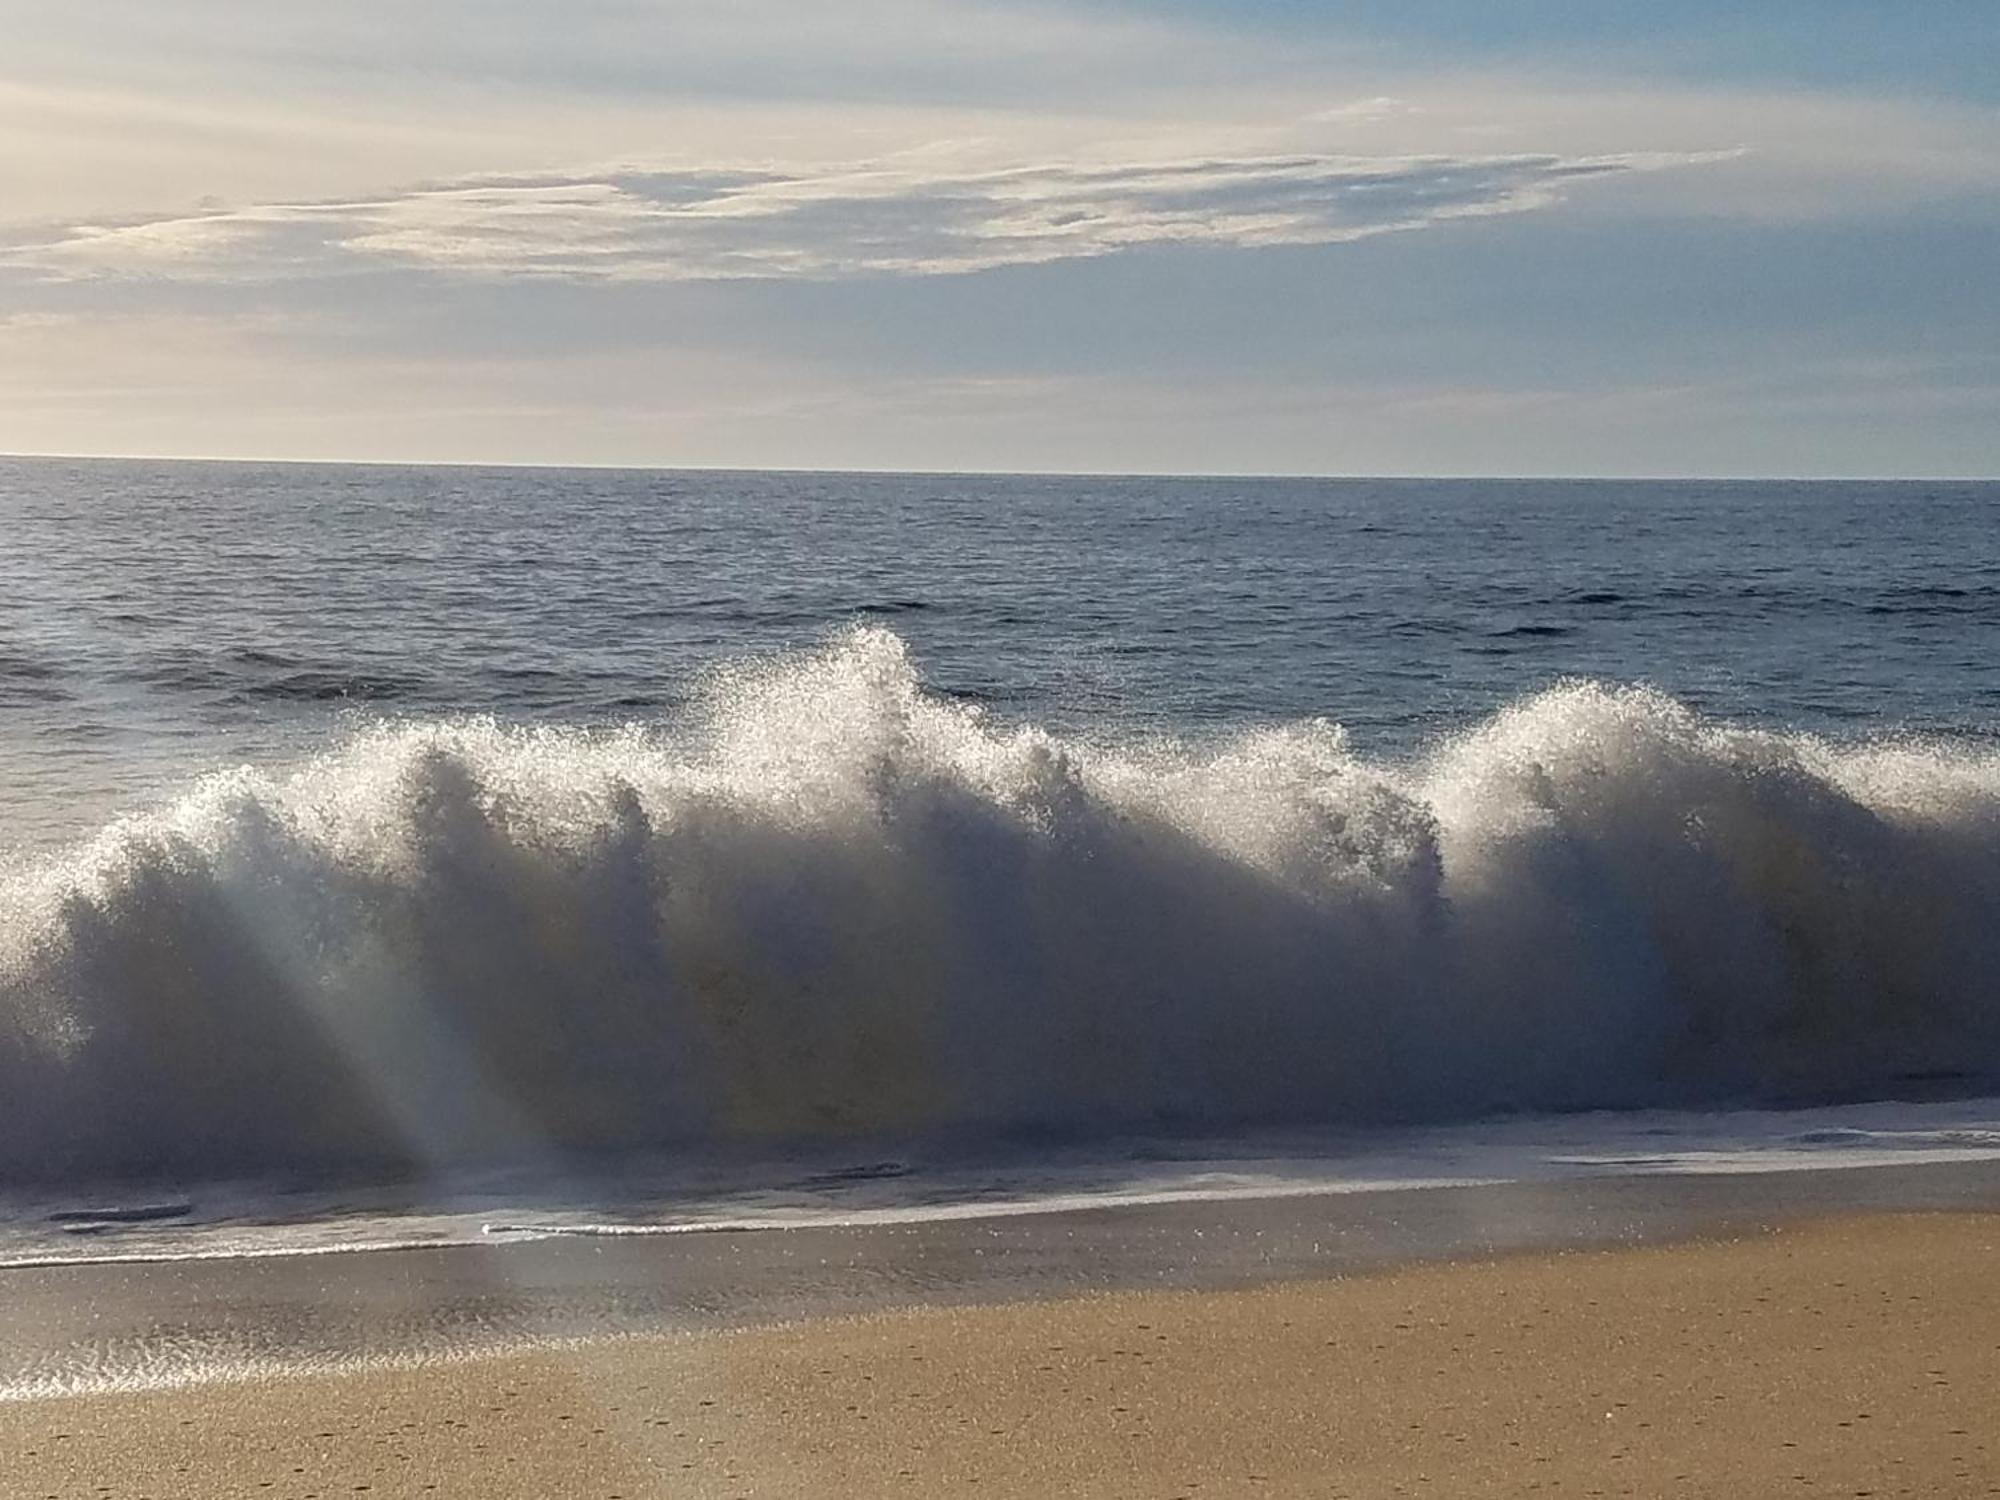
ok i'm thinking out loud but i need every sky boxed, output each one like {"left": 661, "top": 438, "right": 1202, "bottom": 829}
{"left": 2, "top": 1, "right": 1996, "bottom": 476}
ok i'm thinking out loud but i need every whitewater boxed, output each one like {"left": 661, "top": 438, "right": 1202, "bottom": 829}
{"left": 4, "top": 623, "right": 1998, "bottom": 1190}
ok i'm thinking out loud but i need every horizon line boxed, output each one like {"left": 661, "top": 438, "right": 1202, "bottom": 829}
{"left": 2, "top": 450, "right": 1994, "bottom": 485}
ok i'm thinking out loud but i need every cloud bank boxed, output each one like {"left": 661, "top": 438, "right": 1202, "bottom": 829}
{"left": 11, "top": 147, "right": 1725, "bottom": 286}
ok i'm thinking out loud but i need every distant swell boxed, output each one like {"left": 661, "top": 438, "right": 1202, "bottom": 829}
{"left": 3, "top": 627, "right": 1999, "bottom": 1185}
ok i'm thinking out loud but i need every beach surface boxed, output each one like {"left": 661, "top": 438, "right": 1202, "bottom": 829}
{"left": 6, "top": 1211, "right": 1996, "bottom": 1499}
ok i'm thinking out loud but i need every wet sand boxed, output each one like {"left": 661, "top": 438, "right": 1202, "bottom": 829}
{"left": 5, "top": 1212, "right": 1998, "bottom": 1499}
{"left": 11, "top": 1157, "right": 2000, "bottom": 1400}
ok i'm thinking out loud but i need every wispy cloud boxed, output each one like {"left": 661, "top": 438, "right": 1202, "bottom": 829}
{"left": 8, "top": 147, "right": 1727, "bottom": 286}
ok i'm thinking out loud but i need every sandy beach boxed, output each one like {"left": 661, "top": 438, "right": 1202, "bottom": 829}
{"left": 6, "top": 1211, "right": 1996, "bottom": 1499}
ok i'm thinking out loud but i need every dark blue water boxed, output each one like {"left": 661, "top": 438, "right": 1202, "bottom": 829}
{"left": 1, "top": 459, "right": 1995, "bottom": 848}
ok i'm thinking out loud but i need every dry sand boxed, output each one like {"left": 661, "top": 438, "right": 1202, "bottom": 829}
{"left": 4, "top": 1212, "right": 1997, "bottom": 1499}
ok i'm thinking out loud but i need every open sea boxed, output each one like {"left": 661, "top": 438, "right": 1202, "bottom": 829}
{"left": 3, "top": 458, "right": 2000, "bottom": 1374}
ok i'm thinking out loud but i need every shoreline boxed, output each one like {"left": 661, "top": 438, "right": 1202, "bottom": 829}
{"left": 4, "top": 1210, "right": 1996, "bottom": 1497}
{"left": 6, "top": 1156, "right": 2000, "bottom": 1402}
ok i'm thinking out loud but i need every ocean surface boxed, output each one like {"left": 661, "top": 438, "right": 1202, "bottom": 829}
{"left": 2, "top": 458, "right": 1999, "bottom": 1283}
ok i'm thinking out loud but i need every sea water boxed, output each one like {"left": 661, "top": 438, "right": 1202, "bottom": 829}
{"left": 2, "top": 459, "right": 1998, "bottom": 1270}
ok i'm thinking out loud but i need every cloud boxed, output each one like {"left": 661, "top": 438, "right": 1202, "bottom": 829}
{"left": 8, "top": 146, "right": 1727, "bottom": 287}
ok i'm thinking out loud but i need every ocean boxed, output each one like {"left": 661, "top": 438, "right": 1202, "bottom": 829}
{"left": 3, "top": 463, "right": 1996, "bottom": 851}
{"left": 2, "top": 458, "right": 1999, "bottom": 1320}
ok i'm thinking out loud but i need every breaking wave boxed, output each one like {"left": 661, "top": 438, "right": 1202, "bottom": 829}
{"left": 3, "top": 627, "right": 1999, "bottom": 1183}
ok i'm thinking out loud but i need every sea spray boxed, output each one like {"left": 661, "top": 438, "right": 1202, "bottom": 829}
{"left": 3, "top": 627, "right": 1998, "bottom": 1183}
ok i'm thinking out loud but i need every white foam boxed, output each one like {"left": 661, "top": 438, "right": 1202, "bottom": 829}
{"left": 2, "top": 626, "right": 1998, "bottom": 1183}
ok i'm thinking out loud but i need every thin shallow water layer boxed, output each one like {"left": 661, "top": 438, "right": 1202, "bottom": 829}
{"left": 5, "top": 1099, "right": 2000, "bottom": 1271}
{"left": 5, "top": 1140, "right": 2000, "bottom": 1401}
